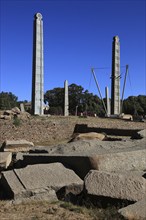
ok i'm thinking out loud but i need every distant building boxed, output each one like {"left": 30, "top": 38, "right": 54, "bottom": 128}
{"left": 24, "top": 102, "right": 31, "bottom": 112}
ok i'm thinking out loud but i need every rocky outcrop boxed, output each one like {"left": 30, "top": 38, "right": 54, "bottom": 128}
{"left": 118, "top": 197, "right": 146, "bottom": 220}
{"left": 84, "top": 170, "right": 146, "bottom": 202}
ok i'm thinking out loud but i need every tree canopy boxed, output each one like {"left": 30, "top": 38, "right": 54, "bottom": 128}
{"left": 0, "top": 92, "right": 18, "bottom": 110}
{"left": 0, "top": 89, "right": 145, "bottom": 116}
{"left": 123, "top": 95, "right": 146, "bottom": 115}
{"left": 44, "top": 83, "right": 105, "bottom": 116}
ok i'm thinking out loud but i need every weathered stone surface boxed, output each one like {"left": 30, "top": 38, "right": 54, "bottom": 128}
{"left": 72, "top": 132, "right": 106, "bottom": 141}
{"left": 4, "top": 110, "right": 12, "bottom": 116}
{"left": 131, "top": 129, "right": 146, "bottom": 139}
{"left": 120, "top": 114, "right": 133, "bottom": 121}
{"left": 20, "top": 103, "right": 25, "bottom": 113}
{"left": 84, "top": 170, "right": 146, "bottom": 202}
{"left": 0, "top": 115, "right": 12, "bottom": 120}
{"left": 14, "top": 163, "right": 83, "bottom": 190}
{"left": 88, "top": 147, "right": 146, "bottom": 172}
{"left": 11, "top": 188, "right": 58, "bottom": 204}
{"left": 0, "top": 152, "right": 12, "bottom": 169}
{"left": 1, "top": 170, "right": 26, "bottom": 199}
{"left": 118, "top": 197, "right": 146, "bottom": 220}
{"left": 11, "top": 107, "right": 21, "bottom": 114}
{"left": 3, "top": 140, "right": 34, "bottom": 152}
{"left": 18, "top": 144, "right": 146, "bottom": 179}
{"left": 18, "top": 112, "right": 31, "bottom": 120}
{"left": 137, "top": 129, "right": 146, "bottom": 138}
{"left": 1, "top": 163, "right": 83, "bottom": 199}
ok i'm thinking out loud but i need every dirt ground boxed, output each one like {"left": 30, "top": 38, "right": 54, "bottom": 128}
{"left": 0, "top": 115, "right": 145, "bottom": 146}
{"left": 0, "top": 200, "right": 125, "bottom": 220}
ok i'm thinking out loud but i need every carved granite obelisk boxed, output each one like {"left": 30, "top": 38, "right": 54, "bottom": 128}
{"left": 64, "top": 80, "right": 69, "bottom": 116}
{"left": 111, "top": 36, "right": 120, "bottom": 115}
{"left": 31, "top": 13, "right": 44, "bottom": 115}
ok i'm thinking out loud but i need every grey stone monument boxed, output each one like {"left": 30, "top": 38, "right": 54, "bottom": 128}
{"left": 20, "top": 103, "right": 25, "bottom": 113}
{"left": 31, "top": 13, "right": 44, "bottom": 115}
{"left": 105, "top": 87, "right": 110, "bottom": 116}
{"left": 111, "top": 36, "right": 121, "bottom": 115}
{"left": 64, "top": 80, "right": 69, "bottom": 116}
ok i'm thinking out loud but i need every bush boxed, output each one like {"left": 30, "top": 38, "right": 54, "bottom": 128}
{"left": 13, "top": 117, "right": 21, "bottom": 126}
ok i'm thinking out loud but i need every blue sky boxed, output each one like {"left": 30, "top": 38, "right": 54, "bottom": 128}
{"left": 0, "top": 0, "right": 145, "bottom": 101}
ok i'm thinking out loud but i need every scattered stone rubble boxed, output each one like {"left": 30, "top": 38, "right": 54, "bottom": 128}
{"left": 0, "top": 107, "right": 30, "bottom": 120}
{"left": 0, "top": 128, "right": 146, "bottom": 220}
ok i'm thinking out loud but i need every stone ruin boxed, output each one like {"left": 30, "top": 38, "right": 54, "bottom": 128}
{"left": 0, "top": 107, "right": 30, "bottom": 120}
{"left": 0, "top": 127, "right": 146, "bottom": 219}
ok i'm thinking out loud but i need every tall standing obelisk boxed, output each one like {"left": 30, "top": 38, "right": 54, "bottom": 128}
{"left": 64, "top": 80, "right": 69, "bottom": 116}
{"left": 32, "top": 13, "right": 44, "bottom": 115}
{"left": 111, "top": 36, "right": 120, "bottom": 115}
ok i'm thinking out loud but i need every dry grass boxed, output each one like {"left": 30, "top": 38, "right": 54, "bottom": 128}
{"left": 0, "top": 200, "right": 126, "bottom": 220}
{"left": 0, "top": 200, "right": 92, "bottom": 220}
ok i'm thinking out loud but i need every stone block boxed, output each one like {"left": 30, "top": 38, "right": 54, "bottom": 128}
{"left": 72, "top": 132, "right": 106, "bottom": 141}
{"left": 12, "top": 188, "right": 58, "bottom": 204}
{"left": 118, "top": 197, "right": 146, "bottom": 220}
{"left": 19, "top": 145, "right": 146, "bottom": 179}
{"left": 0, "top": 115, "right": 12, "bottom": 120}
{"left": 1, "top": 163, "right": 83, "bottom": 200}
{"left": 4, "top": 110, "right": 12, "bottom": 115}
{"left": 131, "top": 129, "right": 146, "bottom": 139}
{"left": 84, "top": 170, "right": 146, "bottom": 202}
{"left": 89, "top": 147, "right": 146, "bottom": 172}
{"left": 14, "top": 163, "right": 83, "bottom": 191}
{"left": 0, "top": 152, "right": 12, "bottom": 169}
{"left": 121, "top": 114, "right": 133, "bottom": 121}
{"left": 11, "top": 107, "right": 21, "bottom": 114}
{"left": 1, "top": 170, "right": 26, "bottom": 199}
{"left": 3, "top": 140, "right": 34, "bottom": 152}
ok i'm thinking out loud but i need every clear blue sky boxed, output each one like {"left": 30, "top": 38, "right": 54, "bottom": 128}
{"left": 0, "top": 0, "right": 145, "bottom": 101}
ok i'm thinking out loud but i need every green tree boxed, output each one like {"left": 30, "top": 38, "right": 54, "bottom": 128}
{"left": 44, "top": 87, "right": 64, "bottom": 115}
{"left": 0, "top": 92, "right": 18, "bottom": 110}
{"left": 123, "top": 95, "right": 146, "bottom": 115}
{"left": 68, "top": 84, "right": 84, "bottom": 114}
{"left": 82, "top": 90, "right": 104, "bottom": 116}
{"left": 44, "top": 84, "right": 104, "bottom": 116}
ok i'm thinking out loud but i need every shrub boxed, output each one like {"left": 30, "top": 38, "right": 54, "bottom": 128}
{"left": 13, "top": 117, "right": 21, "bottom": 126}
